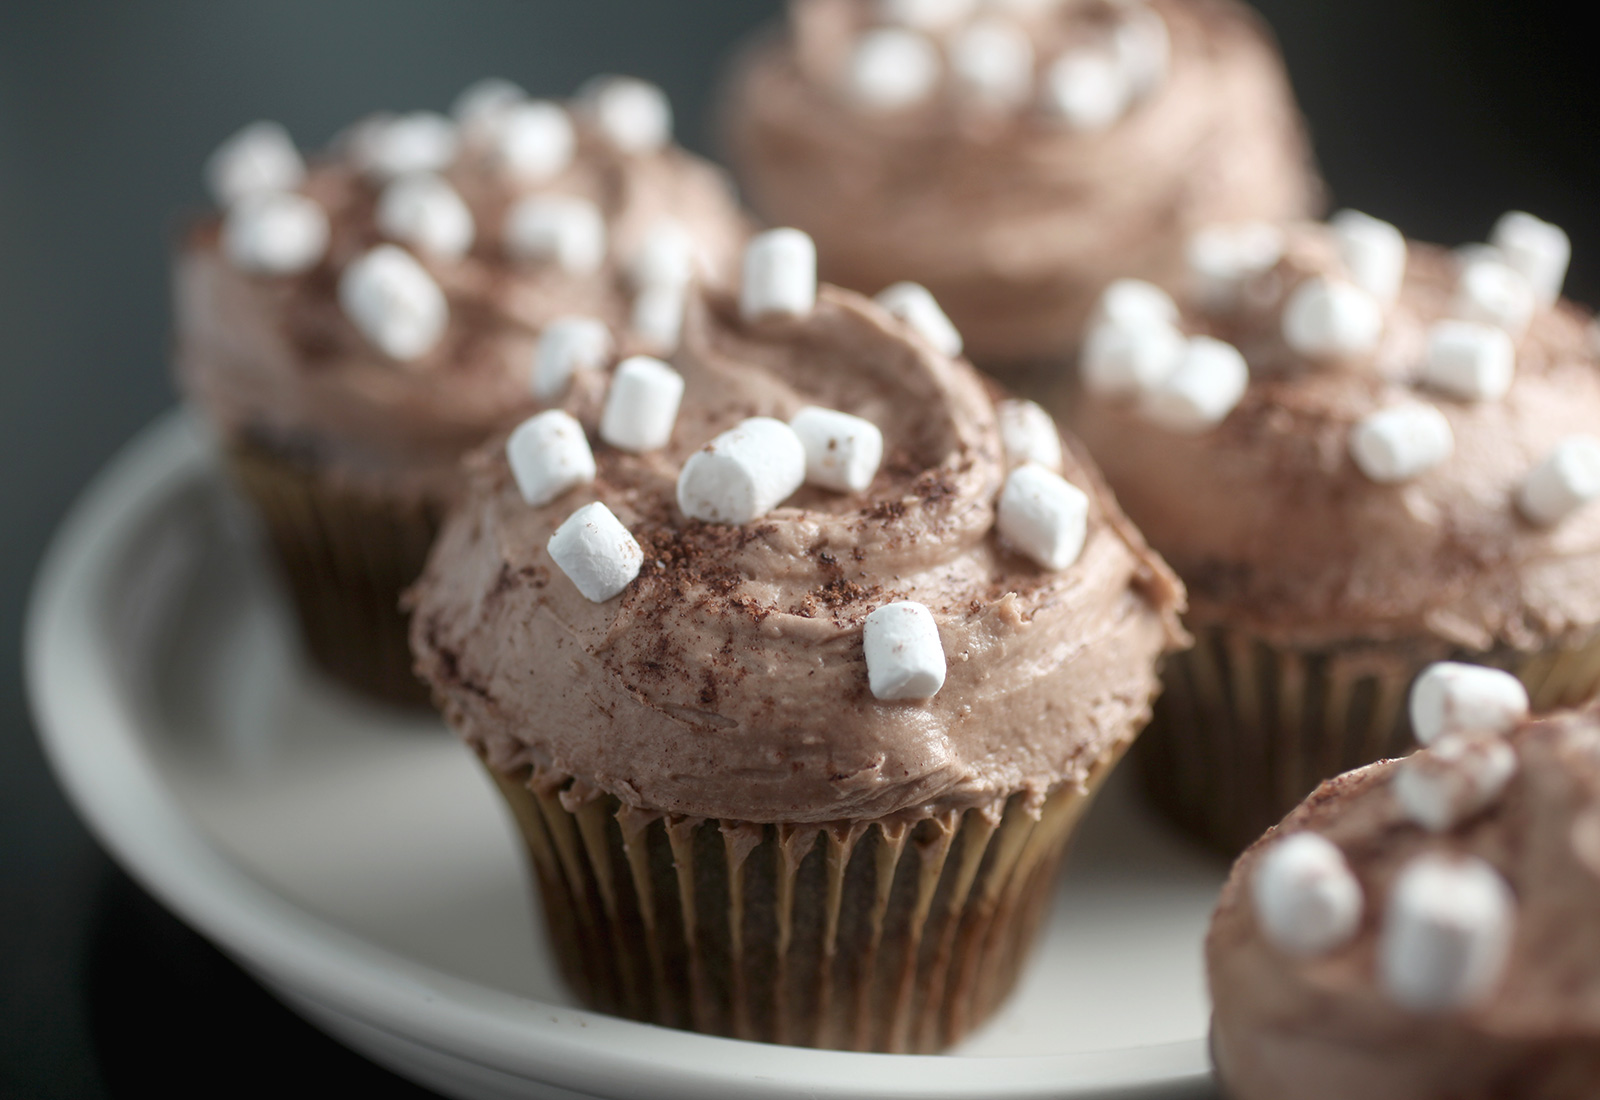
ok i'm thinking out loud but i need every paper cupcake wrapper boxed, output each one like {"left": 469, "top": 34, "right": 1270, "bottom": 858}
{"left": 485, "top": 746, "right": 1122, "bottom": 1053}
{"left": 1138, "top": 624, "right": 1600, "bottom": 854}
{"left": 224, "top": 440, "right": 440, "bottom": 708}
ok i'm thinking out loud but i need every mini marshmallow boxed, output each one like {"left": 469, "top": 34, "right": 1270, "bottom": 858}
{"left": 1518, "top": 435, "right": 1600, "bottom": 527}
{"left": 1250, "top": 832, "right": 1363, "bottom": 958}
{"left": 1330, "top": 209, "right": 1408, "bottom": 304}
{"left": 1490, "top": 210, "right": 1570, "bottom": 308}
{"left": 450, "top": 77, "right": 527, "bottom": 131}
{"left": 338, "top": 245, "right": 449, "bottom": 362}
{"left": 1091, "top": 279, "right": 1179, "bottom": 332}
{"left": 1454, "top": 257, "right": 1536, "bottom": 340}
{"left": 354, "top": 111, "right": 459, "bottom": 180}
{"left": 878, "top": 0, "right": 979, "bottom": 28}
{"left": 790, "top": 406, "right": 884, "bottom": 493}
{"left": 375, "top": 174, "right": 475, "bottom": 260}
{"left": 741, "top": 228, "right": 817, "bottom": 323}
{"left": 996, "top": 399, "right": 1064, "bottom": 472}
{"left": 676, "top": 417, "right": 807, "bottom": 524}
{"left": 863, "top": 601, "right": 946, "bottom": 701}
{"left": 547, "top": 502, "right": 643, "bottom": 603}
{"left": 1186, "top": 222, "right": 1285, "bottom": 312}
{"left": 491, "top": 100, "right": 576, "bottom": 183}
{"left": 599, "top": 356, "right": 685, "bottom": 453}
{"left": 532, "top": 317, "right": 614, "bottom": 401}
{"left": 1408, "top": 662, "right": 1529, "bottom": 746}
{"left": 503, "top": 195, "right": 608, "bottom": 274}
{"left": 221, "top": 191, "right": 329, "bottom": 276}
{"left": 1348, "top": 403, "right": 1454, "bottom": 484}
{"left": 997, "top": 464, "right": 1090, "bottom": 570}
{"left": 205, "top": 120, "right": 305, "bottom": 207}
{"left": 628, "top": 221, "right": 699, "bottom": 290}
{"left": 1080, "top": 319, "right": 1185, "bottom": 399}
{"left": 1392, "top": 736, "right": 1518, "bottom": 833}
{"left": 949, "top": 18, "right": 1035, "bottom": 110}
{"left": 1042, "top": 50, "right": 1131, "bottom": 132}
{"left": 1421, "top": 320, "right": 1515, "bottom": 402}
{"left": 579, "top": 75, "right": 673, "bottom": 154}
{"left": 847, "top": 28, "right": 942, "bottom": 112}
{"left": 1378, "top": 855, "right": 1515, "bottom": 1012}
{"left": 1282, "top": 276, "right": 1384, "bottom": 359}
{"left": 875, "top": 282, "right": 964, "bottom": 358}
{"left": 629, "top": 282, "right": 687, "bottom": 354}
{"left": 1140, "top": 336, "right": 1249, "bottom": 433}
{"left": 506, "top": 410, "right": 596, "bottom": 507}
{"left": 1113, "top": 5, "right": 1171, "bottom": 98}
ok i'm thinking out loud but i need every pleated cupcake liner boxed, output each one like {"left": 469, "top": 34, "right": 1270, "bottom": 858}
{"left": 485, "top": 743, "right": 1123, "bottom": 1053}
{"left": 1138, "top": 623, "right": 1600, "bottom": 855}
{"left": 224, "top": 439, "right": 441, "bottom": 708}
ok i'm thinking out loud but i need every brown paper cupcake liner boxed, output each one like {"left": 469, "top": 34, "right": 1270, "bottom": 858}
{"left": 224, "top": 438, "right": 441, "bottom": 708}
{"left": 1138, "top": 623, "right": 1600, "bottom": 855}
{"left": 485, "top": 744, "right": 1123, "bottom": 1053}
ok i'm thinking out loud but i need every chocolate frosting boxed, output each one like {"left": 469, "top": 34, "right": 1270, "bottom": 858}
{"left": 1072, "top": 229, "right": 1600, "bottom": 654}
{"left": 1209, "top": 707, "right": 1600, "bottom": 1100}
{"left": 408, "top": 284, "right": 1185, "bottom": 824}
{"left": 720, "top": 0, "right": 1320, "bottom": 368}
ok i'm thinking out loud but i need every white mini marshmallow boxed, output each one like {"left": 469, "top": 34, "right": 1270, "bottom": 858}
{"left": 506, "top": 410, "right": 596, "bottom": 507}
{"left": 1282, "top": 276, "right": 1384, "bottom": 359}
{"left": 629, "top": 282, "right": 687, "bottom": 354}
{"left": 579, "top": 75, "right": 673, "bottom": 154}
{"left": 450, "top": 77, "right": 527, "bottom": 131}
{"left": 1392, "top": 736, "right": 1518, "bottom": 833}
{"left": 996, "top": 399, "right": 1064, "bottom": 472}
{"left": 628, "top": 220, "right": 698, "bottom": 290}
{"left": 876, "top": 282, "right": 964, "bottom": 357}
{"left": 1042, "top": 50, "right": 1130, "bottom": 132}
{"left": 205, "top": 120, "right": 305, "bottom": 207}
{"left": 503, "top": 195, "right": 608, "bottom": 274}
{"left": 1186, "top": 222, "right": 1286, "bottom": 312}
{"left": 1081, "top": 319, "right": 1185, "bottom": 399}
{"left": 532, "top": 317, "right": 614, "bottom": 401}
{"left": 354, "top": 111, "right": 459, "bottom": 180}
{"left": 1490, "top": 210, "right": 1570, "bottom": 307}
{"left": 1250, "top": 833, "right": 1363, "bottom": 958}
{"left": 1421, "top": 320, "right": 1515, "bottom": 402}
{"left": 878, "top": 0, "right": 979, "bottom": 28}
{"left": 1454, "top": 257, "right": 1536, "bottom": 340}
{"left": 1518, "top": 435, "right": 1600, "bottom": 527}
{"left": 221, "top": 191, "right": 329, "bottom": 276}
{"left": 847, "top": 28, "right": 942, "bottom": 112}
{"left": 491, "top": 101, "right": 576, "bottom": 183}
{"left": 1141, "top": 336, "right": 1249, "bottom": 433}
{"left": 1408, "top": 662, "right": 1529, "bottom": 746}
{"left": 375, "top": 174, "right": 475, "bottom": 260}
{"left": 599, "top": 356, "right": 685, "bottom": 453}
{"left": 997, "top": 464, "right": 1090, "bottom": 570}
{"left": 338, "top": 245, "right": 449, "bottom": 362}
{"left": 949, "top": 18, "right": 1035, "bottom": 110}
{"left": 790, "top": 406, "right": 884, "bottom": 493}
{"left": 1091, "top": 278, "right": 1179, "bottom": 332}
{"left": 741, "top": 228, "right": 817, "bottom": 323}
{"left": 547, "top": 502, "right": 643, "bottom": 603}
{"left": 676, "top": 417, "right": 807, "bottom": 524}
{"left": 863, "top": 601, "right": 946, "bottom": 701}
{"left": 1113, "top": 6, "right": 1171, "bottom": 98}
{"left": 1348, "top": 403, "right": 1454, "bottom": 484}
{"left": 1330, "top": 209, "right": 1408, "bottom": 304}
{"left": 1379, "top": 855, "right": 1515, "bottom": 1012}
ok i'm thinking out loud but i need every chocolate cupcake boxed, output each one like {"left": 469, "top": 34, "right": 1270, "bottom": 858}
{"left": 1209, "top": 662, "right": 1600, "bottom": 1099}
{"left": 719, "top": 0, "right": 1319, "bottom": 377}
{"left": 407, "top": 230, "right": 1185, "bottom": 1050}
{"left": 1069, "top": 211, "right": 1600, "bottom": 854}
{"left": 173, "top": 77, "right": 747, "bottom": 705}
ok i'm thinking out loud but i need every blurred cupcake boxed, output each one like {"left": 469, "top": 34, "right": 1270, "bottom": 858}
{"left": 1070, "top": 210, "right": 1600, "bottom": 853}
{"left": 1210, "top": 665, "right": 1600, "bottom": 1099}
{"left": 173, "top": 76, "right": 747, "bottom": 706}
{"left": 720, "top": 0, "right": 1319, "bottom": 378}
{"left": 407, "top": 230, "right": 1185, "bottom": 1049}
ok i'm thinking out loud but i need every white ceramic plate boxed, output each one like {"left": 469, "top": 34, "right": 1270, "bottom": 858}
{"left": 26, "top": 412, "right": 1226, "bottom": 1100}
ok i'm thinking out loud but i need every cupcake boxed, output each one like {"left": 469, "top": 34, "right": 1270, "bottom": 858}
{"left": 173, "top": 76, "right": 747, "bottom": 706}
{"left": 719, "top": 0, "right": 1319, "bottom": 376}
{"left": 1069, "top": 210, "right": 1600, "bottom": 853}
{"left": 1209, "top": 662, "right": 1600, "bottom": 1099}
{"left": 407, "top": 229, "right": 1185, "bottom": 1050}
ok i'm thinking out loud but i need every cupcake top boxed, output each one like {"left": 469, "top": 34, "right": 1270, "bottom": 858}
{"left": 408, "top": 231, "right": 1185, "bottom": 824}
{"left": 1208, "top": 662, "right": 1600, "bottom": 1099}
{"left": 173, "top": 76, "right": 748, "bottom": 497}
{"left": 722, "top": 0, "right": 1318, "bottom": 364}
{"left": 1071, "top": 212, "right": 1600, "bottom": 653}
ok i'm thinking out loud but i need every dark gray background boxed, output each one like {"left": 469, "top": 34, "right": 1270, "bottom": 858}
{"left": 2, "top": 2, "right": 1595, "bottom": 1096}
